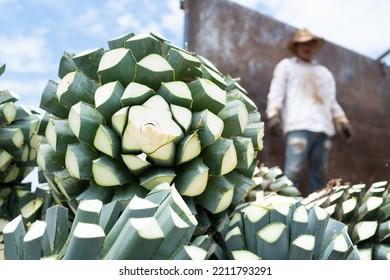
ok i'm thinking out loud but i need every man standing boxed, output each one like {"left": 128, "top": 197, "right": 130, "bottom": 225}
{"left": 266, "top": 28, "right": 353, "bottom": 194}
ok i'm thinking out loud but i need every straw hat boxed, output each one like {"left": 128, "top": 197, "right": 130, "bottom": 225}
{"left": 286, "top": 28, "right": 325, "bottom": 54}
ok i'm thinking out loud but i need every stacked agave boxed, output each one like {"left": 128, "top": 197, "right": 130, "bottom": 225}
{"left": 2, "top": 187, "right": 360, "bottom": 260}
{"left": 3, "top": 183, "right": 204, "bottom": 260}
{"left": 212, "top": 194, "right": 360, "bottom": 260}
{"left": 301, "top": 180, "right": 390, "bottom": 259}
{"left": 37, "top": 32, "right": 264, "bottom": 215}
{"left": 0, "top": 65, "right": 45, "bottom": 231}
{"left": 249, "top": 165, "right": 302, "bottom": 200}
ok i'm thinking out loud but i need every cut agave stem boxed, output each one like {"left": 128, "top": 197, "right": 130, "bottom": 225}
{"left": 202, "top": 138, "right": 237, "bottom": 176}
{"left": 108, "top": 32, "right": 135, "bottom": 50}
{"left": 231, "top": 250, "right": 260, "bottom": 260}
{"left": 243, "top": 121, "right": 264, "bottom": 151}
{"left": 39, "top": 80, "right": 69, "bottom": 118}
{"left": 103, "top": 217, "right": 165, "bottom": 260}
{"left": 120, "top": 82, "right": 155, "bottom": 107}
{"left": 72, "top": 47, "right": 105, "bottom": 81}
{"left": 0, "top": 127, "right": 24, "bottom": 150}
{"left": 0, "top": 101, "right": 16, "bottom": 125}
{"left": 94, "top": 124, "right": 121, "bottom": 159}
{"left": 169, "top": 245, "right": 208, "bottom": 260}
{"left": 289, "top": 234, "right": 315, "bottom": 260}
{"left": 373, "top": 244, "right": 390, "bottom": 260}
{"left": 290, "top": 205, "right": 309, "bottom": 243}
{"left": 351, "top": 221, "right": 378, "bottom": 244}
{"left": 197, "top": 175, "right": 234, "bottom": 214}
{"left": 308, "top": 206, "right": 329, "bottom": 259}
{"left": 174, "top": 157, "right": 209, "bottom": 197}
{"left": 44, "top": 205, "right": 69, "bottom": 255}
{"left": 68, "top": 101, "right": 106, "bottom": 145}
{"left": 157, "top": 81, "right": 193, "bottom": 109}
{"left": 97, "top": 48, "right": 136, "bottom": 87}
{"left": 66, "top": 142, "right": 99, "bottom": 180}
{"left": 170, "top": 103, "right": 192, "bottom": 134}
{"left": 191, "top": 109, "right": 224, "bottom": 148}
{"left": 201, "top": 65, "right": 227, "bottom": 90}
{"left": 224, "top": 226, "right": 246, "bottom": 256}
{"left": 63, "top": 222, "right": 105, "bottom": 260}
{"left": 92, "top": 155, "right": 135, "bottom": 187}
{"left": 121, "top": 153, "right": 152, "bottom": 175}
{"left": 36, "top": 143, "right": 65, "bottom": 172}
{"left": 320, "top": 232, "right": 353, "bottom": 260}
{"left": 225, "top": 171, "right": 256, "bottom": 207}
{"left": 94, "top": 81, "right": 124, "bottom": 123}
{"left": 218, "top": 100, "right": 248, "bottom": 138}
{"left": 256, "top": 222, "right": 288, "bottom": 260}
{"left": 23, "top": 220, "right": 49, "bottom": 260}
{"left": 166, "top": 48, "right": 202, "bottom": 82}
{"left": 102, "top": 195, "right": 159, "bottom": 255}
{"left": 175, "top": 131, "right": 201, "bottom": 165}
{"left": 98, "top": 201, "right": 123, "bottom": 235}
{"left": 152, "top": 206, "right": 191, "bottom": 259}
{"left": 56, "top": 71, "right": 99, "bottom": 108}
{"left": 233, "top": 136, "right": 255, "bottom": 169}
{"left": 139, "top": 168, "right": 176, "bottom": 190}
{"left": 241, "top": 204, "right": 269, "bottom": 253}
{"left": 134, "top": 54, "right": 174, "bottom": 91}
{"left": 188, "top": 77, "right": 226, "bottom": 114}
{"left": 3, "top": 215, "right": 26, "bottom": 260}
{"left": 124, "top": 32, "right": 162, "bottom": 62}
{"left": 58, "top": 52, "right": 77, "bottom": 79}
{"left": 45, "top": 119, "right": 78, "bottom": 153}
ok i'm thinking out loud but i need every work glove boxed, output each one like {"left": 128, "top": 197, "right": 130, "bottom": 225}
{"left": 335, "top": 117, "right": 354, "bottom": 142}
{"left": 268, "top": 116, "right": 283, "bottom": 137}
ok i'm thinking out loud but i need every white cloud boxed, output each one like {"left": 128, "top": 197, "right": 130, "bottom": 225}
{"left": 0, "top": 77, "right": 48, "bottom": 107}
{"left": 74, "top": 9, "right": 106, "bottom": 37}
{"left": 160, "top": 0, "right": 185, "bottom": 45}
{"left": 0, "top": 34, "right": 56, "bottom": 74}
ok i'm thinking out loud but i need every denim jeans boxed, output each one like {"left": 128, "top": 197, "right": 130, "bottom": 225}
{"left": 284, "top": 130, "right": 332, "bottom": 194}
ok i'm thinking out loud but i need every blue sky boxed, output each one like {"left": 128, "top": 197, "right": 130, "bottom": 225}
{"left": 1, "top": 0, "right": 389, "bottom": 109}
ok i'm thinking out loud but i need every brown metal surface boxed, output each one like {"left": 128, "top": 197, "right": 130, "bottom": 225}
{"left": 185, "top": 0, "right": 390, "bottom": 194}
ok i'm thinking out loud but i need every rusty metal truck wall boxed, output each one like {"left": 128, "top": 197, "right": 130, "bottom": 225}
{"left": 185, "top": 0, "right": 390, "bottom": 193}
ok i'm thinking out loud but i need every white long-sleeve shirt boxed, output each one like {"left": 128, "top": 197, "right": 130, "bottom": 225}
{"left": 266, "top": 57, "right": 347, "bottom": 136}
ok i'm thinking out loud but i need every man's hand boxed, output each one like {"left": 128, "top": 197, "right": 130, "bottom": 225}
{"left": 339, "top": 122, "right": 354, "bottom": 142}
{"left": 268, "top": 116, "right": 283, "bottom": 137}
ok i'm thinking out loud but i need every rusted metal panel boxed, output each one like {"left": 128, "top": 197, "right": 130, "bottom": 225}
{"left": 186, "top": 0, "right": 390, "bottom": 194}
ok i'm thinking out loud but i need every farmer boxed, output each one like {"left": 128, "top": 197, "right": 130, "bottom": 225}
{"left": 266, "top": 28, "right": 353, "bottom": 194}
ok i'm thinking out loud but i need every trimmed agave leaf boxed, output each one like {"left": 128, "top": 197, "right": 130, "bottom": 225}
{"left": 98, "top": 48, "right": 136, "bottom": 87}
{"left": 72, "top": 47, "right": 104, "bottom": 81}
{"left": 108, "top": 32, "right": 135, "bottom": 50}
{"left": 134, "top": 54, "right": 174, "bottom": 91}
{"left": 3, "top": 215, "right": 26, "bottom": 260}
{"left": 92, "top": 155, "right": 135, "bottom": 187}
{"left": 174, "top": 157, "right": 209, "bottom": 197}
{"left": 166, "top": 48, "right": 202, "bottom": 82}
{"left": 56, "top": 71, "right": 99, "bottom": 108}
{"left": 289, "top": 234, "right": 315, "bottom": 260}
{"left": 157, "top": 81, "right": 192, "bottom": 109}
{"left": 103, "top": 217, "right": 165, "bottom": 260}
{"left": 23, "top": 220, "right": 49, "bottom": 260}
{"left": 257, "top": 222, "right": 288, "bottom": 260}
{"left": 124, "top": 32, "right": 162, "bottom": 61}
{"left": 197, "top": 175, "right": 234, "bottom": 214}
{"left": 121, "top": 82, "right": 155, "bottom": 107}
{"left": 188, "top": 77, "right": 226, "bottom": 115}
{"left": 63, "top": 222, "right": 105, "bottom": 260}
{"left": 202, "top": 138, "right": 237, "bottom": 176}
{"left": 94, "top": 81, "right": 124, "bottom": 123}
